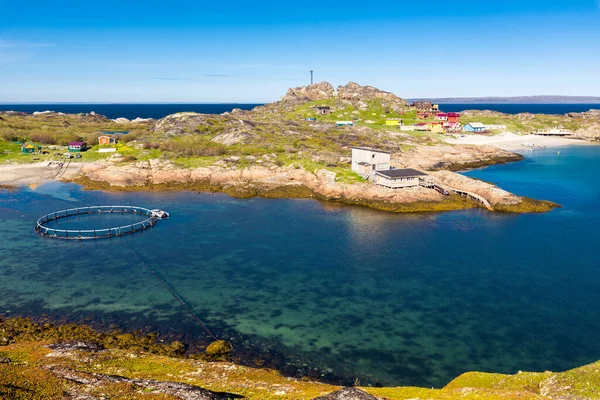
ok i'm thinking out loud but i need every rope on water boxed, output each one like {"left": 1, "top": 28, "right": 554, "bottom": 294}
{"left": 127, "top": 245, "right": 219, "bottom": 341}
{"left": 36, "top": 195, "right": 219, "bottom": 340}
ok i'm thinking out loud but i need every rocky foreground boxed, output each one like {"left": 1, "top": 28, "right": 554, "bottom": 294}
{"left": 1, "top": 330, "right": 599, "bottom": 400}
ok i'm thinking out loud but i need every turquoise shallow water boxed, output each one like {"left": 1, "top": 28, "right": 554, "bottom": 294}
{"left": 1, "top": 145, "right": 600, "bottom": 387}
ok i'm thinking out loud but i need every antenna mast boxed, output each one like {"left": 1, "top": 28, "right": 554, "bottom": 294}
{"left": 310, "top": 70, "right": 314, "bottom": 85}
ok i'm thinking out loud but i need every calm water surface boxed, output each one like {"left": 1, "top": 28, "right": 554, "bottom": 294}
{"left": 1, "top": 145, "right": 599, "bottom": 387}
{"left": 1, "top": 103, "right": 599, "bottom": 119}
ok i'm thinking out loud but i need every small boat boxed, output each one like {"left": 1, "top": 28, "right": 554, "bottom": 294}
{"left": 151, "top": 209, "right": 170, "bottom": 219}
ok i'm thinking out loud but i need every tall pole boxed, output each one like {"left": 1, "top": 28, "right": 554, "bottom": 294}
{"left": 310, "top": 70, "right": 314, "bottom": 85}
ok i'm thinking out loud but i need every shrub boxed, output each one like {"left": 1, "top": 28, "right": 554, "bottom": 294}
{"left": 160, "top": 137, "right": 227, "bottom": 157}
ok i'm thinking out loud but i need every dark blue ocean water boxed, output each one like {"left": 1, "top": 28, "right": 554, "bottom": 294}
{"left": 439, "top": 103, "right": 600, "bottom": 114}
{"left": 0, "top": 104, "right": 262, "bottom": 120}
{"left": 1, "top": 103, "right": 599, "bottom": 119}
{"left": 1, "top": 145, "right": 600, "bottom": 387}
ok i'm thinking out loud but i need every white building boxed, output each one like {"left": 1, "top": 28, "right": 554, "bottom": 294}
{"left": 351, "top": 147, "right": 390, "bottom": 175}
{"left": 485, "top": 124, "right": 507, "bottom": 130}
{"left": 534, "top": 127, "right": 572, "bottom": 136}
{"left": 373, "top": 168, "right": 432, "bottom": 189}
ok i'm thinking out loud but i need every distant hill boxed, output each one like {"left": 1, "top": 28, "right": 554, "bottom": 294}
{"left": 411, "top": 96, "right": 600, "bottom": 104}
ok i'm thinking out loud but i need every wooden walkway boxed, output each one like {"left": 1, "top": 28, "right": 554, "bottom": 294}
{"left": 446, "top": 187, "right": 494, "bottom": 211}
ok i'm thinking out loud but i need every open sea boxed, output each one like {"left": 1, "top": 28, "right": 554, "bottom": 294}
{"left": 1, "top": 145, "right": 600, "bottom": 387}
{"left": 0, "top": 103, "right": 599, "bottom": 119}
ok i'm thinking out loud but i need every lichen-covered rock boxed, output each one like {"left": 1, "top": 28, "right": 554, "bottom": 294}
{"left": 206, "top": 340, "right": 233, "bottom": 356}
{"left": 47, "top": 341, "right": 105, "bottom": 353}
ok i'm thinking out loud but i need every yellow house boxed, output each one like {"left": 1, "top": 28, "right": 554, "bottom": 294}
{"left": 431, "top": 124, "right": 444, "bottom": 133}
{"left": 425, "top": 122, "right": 445, "bottom": 133}
{"left": 385, "top": 120, "right": 400, "bottom": 126}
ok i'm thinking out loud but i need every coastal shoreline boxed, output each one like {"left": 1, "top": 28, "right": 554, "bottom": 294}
{"left": 0, "top": 150, "right": 560, "bottom": 214}
{"left": 445, "top": 132, "right": 596, "bottom": 151}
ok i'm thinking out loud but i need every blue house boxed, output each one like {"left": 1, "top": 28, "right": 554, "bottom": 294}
{"left": 462, "top": 122, "right": 486, "bottom": 133}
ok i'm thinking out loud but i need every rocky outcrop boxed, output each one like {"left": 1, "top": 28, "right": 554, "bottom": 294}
{"left": 567, "top": 109, "right": 600, "bottom": 119}
{"left": 337, "top": 82, "right": 406, "bottom": 107}
{"left": 47, "top": 341, "right": 105, "bottom": 354}
{"left": 153, "top": 112, "right": 225, "bottom": 136}
{"left": 50, "top": 368, "right": 231, "bottom": 400}
{"left": 280, "top": 82, "right": 335, "bottom": 102}
{"left": 313, "top": 387, "right": 383, "bottom": 400}
{"left": 212, "top": 130, "right": 257, "bottom": 145}
{"left": 431, "top": 170, "right": 520, "bottom": 207}
{"left": 573, "top": 123, "right": 600, "bottom": 141}
{"left": 77, "top": 159, "right": 481, "bottom": 213}
{"left": 394, "top": 144, "right": 523, "bottom": 171}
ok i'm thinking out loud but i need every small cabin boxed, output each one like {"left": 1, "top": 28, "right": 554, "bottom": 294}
{"left": 21, "top": 143, "right": 41, "bottom": 154}
{"left": 414, "top": 123, "right": 428, "bottom": 131}
{"left": 98, "top": 135, "right": 116, "bottom": 145}
{"left": 463, "top": 122, "right": 486, "bottom": 133}
{"left": 447, "top": 112, "right": 461, "bottom": 123}
{"left": 316, "top": 106, "right": 331, "bottom": 115}
{"left": 336, "top": 120, "right": 354, "bottom": 127}
{"left": 373, "top": 168, "right": 432, "bottom": 189}
{"left": 417, "top": 112, "right": 431, "bottom": 119}
{"left": 351, "top": 147, "right": 390, "bottom": 175}
{"left": 305, "top": 117, "right": 316, "bottom": 122}
{"left": 68, "top": 141, "right": 87, "bottom": 152}
{"left": 435, "top": 113, "right": 448, "bottom": 121}
{"left": 385, "top": 119, "right": 400, "bottom": 126}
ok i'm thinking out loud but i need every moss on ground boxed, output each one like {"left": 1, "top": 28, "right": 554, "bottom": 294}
{"left": 1, "top": 332, "right": 600, "bottom": 399}
{"left": 495, "top": 198, "right": 560, "bottom": 213}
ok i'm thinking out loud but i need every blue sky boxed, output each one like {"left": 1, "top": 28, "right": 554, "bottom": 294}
{"left": 0, "top": 0, "right": 599, "bottom": 103}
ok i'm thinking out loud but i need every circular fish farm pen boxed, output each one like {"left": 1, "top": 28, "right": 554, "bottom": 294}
{"left": 35, "top": 206, "right": 169, "bottom": 240}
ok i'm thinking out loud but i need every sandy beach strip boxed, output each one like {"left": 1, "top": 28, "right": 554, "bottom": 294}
{"left": 0, "top": 161, "right": 85, "bottom": 186}
{"left": 445, "top": 132, "right": 592, "bottom": 151}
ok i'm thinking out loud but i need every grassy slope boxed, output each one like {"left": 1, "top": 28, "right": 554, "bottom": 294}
{"left": 1, "top": 101, "right": 593, "bottom": 173}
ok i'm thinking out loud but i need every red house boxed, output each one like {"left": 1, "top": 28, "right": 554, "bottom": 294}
{"left": 447, "top": 112, "right": 461, "bottom": 123}
{"left": 435, "top": 113, "right": 448, "bottom": 121}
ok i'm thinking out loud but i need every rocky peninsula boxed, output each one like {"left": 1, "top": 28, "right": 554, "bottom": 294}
{"left": 3, "top": 82, "right": 595, "bottom": 213}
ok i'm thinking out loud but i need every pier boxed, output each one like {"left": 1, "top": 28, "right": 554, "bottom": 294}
{"left": 35, "top": 206, "right": 169, "bottom": 240}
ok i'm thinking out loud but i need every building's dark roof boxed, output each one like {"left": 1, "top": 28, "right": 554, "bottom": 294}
{"left": 376, "top": 168, "right": 428, "bottom": 178}
{"left": 316, "top": 106, "right": 331, "bottom": 109}
{"left": 351, "top": 146, "right": 391, "bottom": 154}
{"left": 69, "top": 142, "right": 85, "bottom": 146}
